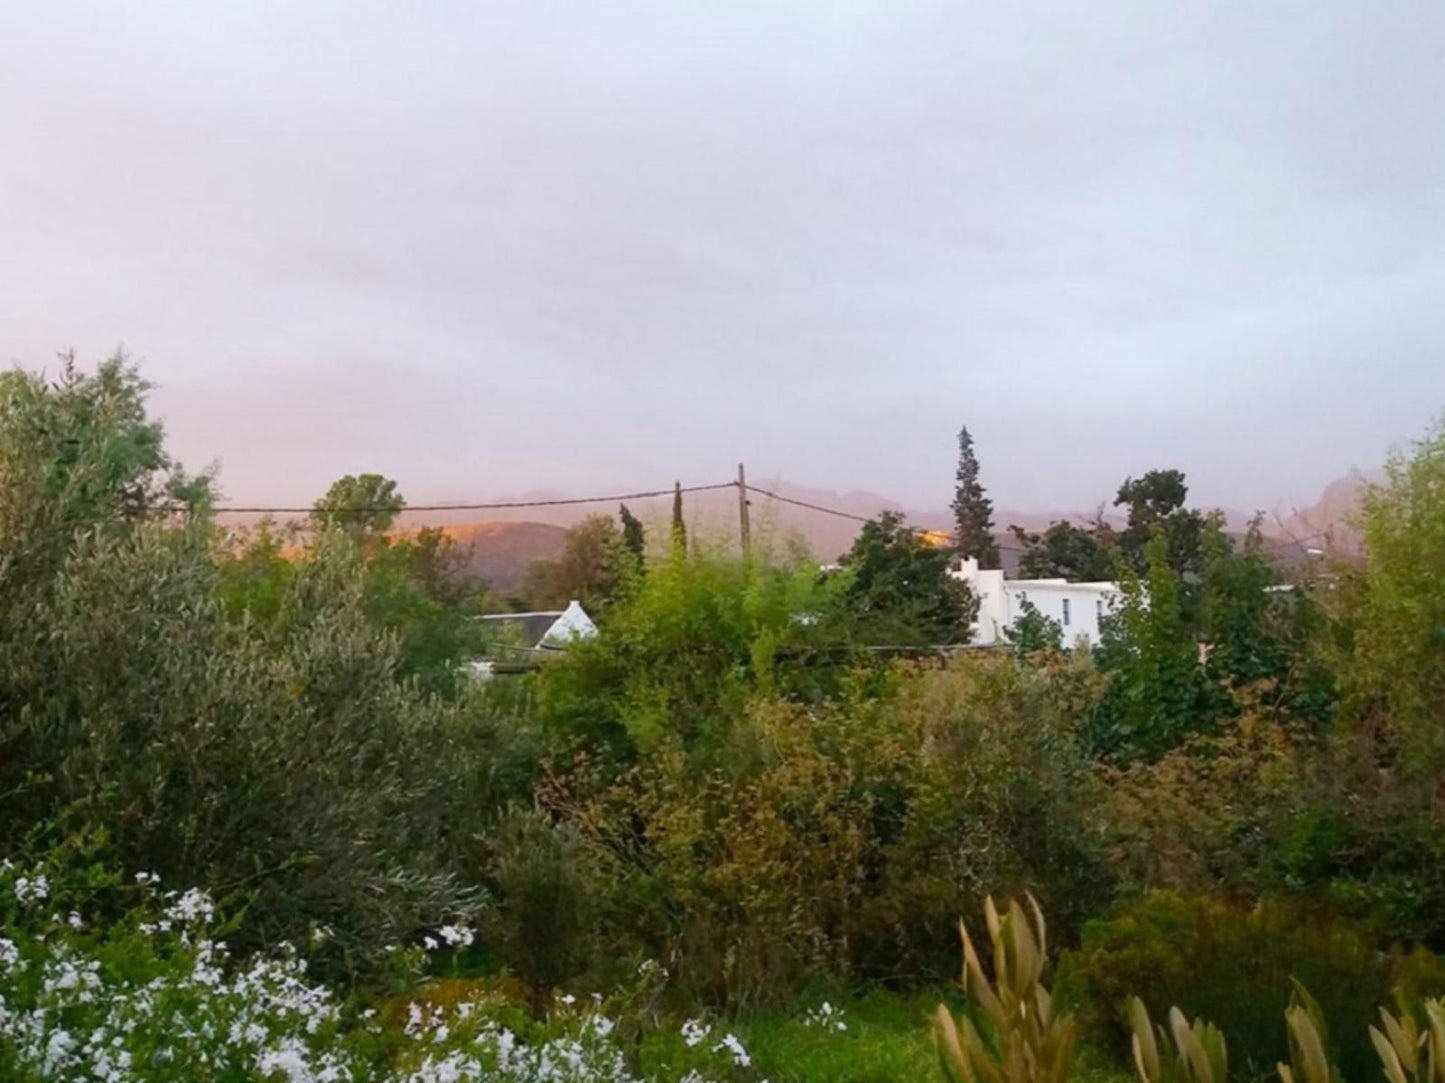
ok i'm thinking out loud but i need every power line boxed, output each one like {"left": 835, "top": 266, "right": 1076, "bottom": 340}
{"left": 743, "top": 484, "right": 874, "bottom": 524}
{"left": 176, "top": 482, "right": 738, "bottom": 516}
{"left": 168, "top": 474, "right": 1335, "bottom": 559}
{"left": 744, "top": 483, "right": 1030, "bottom": 553}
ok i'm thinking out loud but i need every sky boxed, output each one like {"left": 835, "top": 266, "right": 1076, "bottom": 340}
{"left": 2, "top": 1, "right": 1443, "bottom": 516}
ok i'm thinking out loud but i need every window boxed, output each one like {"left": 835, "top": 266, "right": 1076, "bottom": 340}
{"left": 1062, "top": 598, "right": 1071, "bottom": 626}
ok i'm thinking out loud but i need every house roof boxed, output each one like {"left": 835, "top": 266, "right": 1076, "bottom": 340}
{"left": 1004, "top": 579, "right": 1120, "bottom": 595}
{"left": 477, "top": 610, "right": 567, "bottom": 649}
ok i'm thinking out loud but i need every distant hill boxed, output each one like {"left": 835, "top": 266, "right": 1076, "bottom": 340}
{"left": 424, "top": 521, "right": 567, "bottom": 591}
{"left": 227, "top": 473, "right": 1377, "bottom": 589}
{"left": 1269, "top": 471, "right": 1378, "bottom": 554}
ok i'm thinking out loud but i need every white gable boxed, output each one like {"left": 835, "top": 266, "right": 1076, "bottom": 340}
{"left": 541, "top": 600, "right": 599, "bottom": 645}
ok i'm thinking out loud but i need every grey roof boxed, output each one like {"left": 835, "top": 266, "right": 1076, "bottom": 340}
{"left": 477, "top": 611, "right": 563, "bottom": 649}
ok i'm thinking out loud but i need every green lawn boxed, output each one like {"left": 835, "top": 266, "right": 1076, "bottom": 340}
{"left": 717, "top": 988, "right": 1134, "bottom": 1083}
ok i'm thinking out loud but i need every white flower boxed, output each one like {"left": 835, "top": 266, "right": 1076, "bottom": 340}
{"left": 437, "top": 924, "right": 474, "bottom": 948}
{"left": 162, "top": 887, "right": 215, "bottom": 927}
{"left": 255, "top": 1039, "right": 315, "bottom": 1083}
{"left": 43, "top": 1028, "right": 76, "bottom": 1073}
{"left": 681, "top": 1018, "right": 711, "bottom": 1047}
{"left": 713, "top": 1032, "right": 752, "bottom": 1067}
{"left": 804, "top": 1000, "right": 848, "bottom": 1032}
{"left": 14, "top": 874, "right": 49, "bottom": 904}
{"left": 133, "top": 871, "right": 160, "bottom": 886}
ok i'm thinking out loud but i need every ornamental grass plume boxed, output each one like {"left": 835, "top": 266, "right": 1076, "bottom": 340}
{"left": 934, "top": 894, "right": 1077, "bottom": 1083}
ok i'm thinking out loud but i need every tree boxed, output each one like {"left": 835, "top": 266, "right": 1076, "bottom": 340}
{"left": 0, "top": 351, "right": 210, "bottom": 534}
{"left": 311, "top": 474, "right": 404, "bottom": 540}
{"left": 1115, "top": 469, "right": 1203, "bottom": 576}
{"left": 670, "top": 482, "right": 686, "bottom": 554}
{"left": 838, "top": 510, "right": 978, "bottom": 645}
{"left": 1116, "top": 469, "right": 1189, "bottom": 526}
{"left": 1091, "top": 527, "right": 1210, "bottom": 760}
{"left": 1009, "top": 519, "right": 1117, "bottom": 581}
{"left": 1004, "top": 598, "right": 1064, "bottom": 655}
{"left": 357, "top": 527, "right": 487, "bottom": 696}
{"left": 216, "top": 519, "right": 296, "bottom": 624}
{"left": 1198, "top": 515, "right": 1285, "bottom": 686}
{"left": 619, "top": 503, "right": 645, "bottom": 569}
{"left": 535, "top": 547, "right": 843, "bottom": 757}
{"left": 520, "top": 514, "right": 626, "bottom": 612}
{"left": 951, "top": 425, "right": 1000, "bottom": 569}
{"left": 0, "top": 355, "right": 482, "bottom": 968}
{"left": 1333, "top": 419, "right": 1445, "bottom": 772}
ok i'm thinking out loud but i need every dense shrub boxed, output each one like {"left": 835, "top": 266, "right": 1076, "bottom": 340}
{"left": 1101, "top": 716, "right": 1309, "bottom": 896}
{"left": 535, "top": 544, "right": 847, "bottom": 760}
{"left": 1330, "top": 419, "right": 1445, "bottom": 774}
{"left": 482, "top": 806, "right": 600, "bottom": 997}
{"left": 1058, "top": 892, "right": 1445, "bottom": 1081}
{"left": 0, "top": 357, "right": 519, "bottom": 970}
{"left": 1090, "top": 529, "right": 1214, "bottom": 761}
{"left": 1266, "top": 727, "right": 1445, "bottom": 947}
{"left": 0, "top": 519, "right": 502, "bottom": 967}
{"left": 539, "top": 653, "right": 1109, "bottom": 1007}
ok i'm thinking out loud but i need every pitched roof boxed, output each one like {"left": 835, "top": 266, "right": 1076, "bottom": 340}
{"left": 477, "top": 611, "right": 566, "bottom": 649}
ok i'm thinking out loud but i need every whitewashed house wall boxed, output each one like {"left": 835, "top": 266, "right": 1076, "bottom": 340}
{"left": 952, "top": 557, "right": 1121, "bottom": 648}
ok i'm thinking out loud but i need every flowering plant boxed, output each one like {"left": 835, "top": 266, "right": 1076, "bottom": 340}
{"left": 0, "top": 857, "right": 773, "bottom": 1082}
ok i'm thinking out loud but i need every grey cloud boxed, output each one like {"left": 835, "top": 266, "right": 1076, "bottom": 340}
{"left": 1, "top": 0, "right": 1442, "bottom": 514}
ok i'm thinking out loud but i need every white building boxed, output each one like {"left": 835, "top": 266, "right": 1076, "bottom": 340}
{"left": 469, "top": 600, "right": 598, "bottom": 678}
{"left": 952, "top": 557, "right": 1121, "bottom": 648}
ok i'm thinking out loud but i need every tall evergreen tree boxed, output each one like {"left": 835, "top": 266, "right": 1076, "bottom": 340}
{"left": 951, "top": 426, "right": 1001, "bottom": 569}
{"left": 670, "top": 482, "right": 687, "bottom": 554}
{"left": 619, "top": 503, "right": 646, "bottom": 567}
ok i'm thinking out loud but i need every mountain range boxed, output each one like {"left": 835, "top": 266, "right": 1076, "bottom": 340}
{"left": 382, "top": 472, "right": 1375, "bottom": 590}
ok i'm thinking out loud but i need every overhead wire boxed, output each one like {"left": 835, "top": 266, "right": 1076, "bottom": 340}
{"left": 162, "top": 475, "right": 1334, "bottom": 555}
{"left": 743, "top": 482, "right": 1030, "bottom": 553}
{"left": 165, "top": 482, "right": 738, "bottom": 516}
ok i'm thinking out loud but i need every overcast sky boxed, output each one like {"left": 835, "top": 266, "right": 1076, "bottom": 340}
{"left": 2, "top": 1, "right": 1442, "bottom": 514}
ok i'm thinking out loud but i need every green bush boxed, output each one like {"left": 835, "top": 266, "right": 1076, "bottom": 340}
{"left": 482, "top": 805, "right": 600, "bottom": 996}
{"left": 542, "top": 653, "right": 1109, "bottom": 1006}
{"left": 0, "top": 356, "right": 518, "bottom": 972}
{"left": 1059, "top": 892, "right": 1445, "bottom": 1081}
{"left": 535, "top": 542, "right": 845, "bottom": 759}
{"left": 1330, "top": 418, "right": 1445, "bottom": 774}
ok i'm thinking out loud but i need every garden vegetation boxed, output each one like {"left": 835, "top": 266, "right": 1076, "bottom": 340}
{"left": 2, "top": 354, "right": 1445, "bottom": 1081}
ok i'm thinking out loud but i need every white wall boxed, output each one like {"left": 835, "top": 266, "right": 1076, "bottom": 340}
{"left": 542, "top": 600, "right": 599, "bottom": 644}
{"left": 952, "top": 558, "right": 1120, "bottom": 648}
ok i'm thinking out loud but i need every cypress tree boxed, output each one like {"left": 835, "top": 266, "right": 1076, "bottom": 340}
{"left": 619, "top": 503, "right": 645, "bottom": 567}
{"left": 670, "top": 482, "right": 687, "bottom": 554}
{"left": 951, "top": 425, "right": 1001, "bottom": 569}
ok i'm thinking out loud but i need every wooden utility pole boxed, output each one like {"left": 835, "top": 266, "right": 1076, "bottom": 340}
{"left": 736, "top": 462, "right": 752, "bottom": 557}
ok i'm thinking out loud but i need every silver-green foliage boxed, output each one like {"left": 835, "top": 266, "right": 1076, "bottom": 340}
{"left": 0, "top": 355, "right": 487, "bottom": 964}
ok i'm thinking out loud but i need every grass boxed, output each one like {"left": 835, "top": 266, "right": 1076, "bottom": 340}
{"left": 722, "top": 987, "right": 1135, "bottom": 1083}
{"left": 738, "top": 988, "right": 947, "bottom": 1082}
